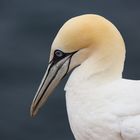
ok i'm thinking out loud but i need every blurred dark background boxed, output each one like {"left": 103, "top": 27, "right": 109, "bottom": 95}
{"left": 0, "top": 0, "right": 140, "bottom": 140}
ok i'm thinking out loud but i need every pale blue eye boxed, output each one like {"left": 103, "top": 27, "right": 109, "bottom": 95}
{"left": 54, "top": 50, "right": 63, "bottom": 57}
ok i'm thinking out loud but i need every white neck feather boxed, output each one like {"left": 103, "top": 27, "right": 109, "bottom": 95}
{"left": 65, "top": 50, "right": 124, "bottom": 92}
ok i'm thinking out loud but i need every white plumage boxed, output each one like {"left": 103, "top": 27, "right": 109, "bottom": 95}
{"left": 66, "top": 77, "right": 140, "bottom": 140}
{"left": 30, "top": 14, "right": 140, "bottom": 140}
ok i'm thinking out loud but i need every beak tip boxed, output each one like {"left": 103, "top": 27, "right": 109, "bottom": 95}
{"left": 30, "top": 111, "right": 35, "bottom": 118}
{"left": 30, "top": 103, "right": 38, "bottom": 118}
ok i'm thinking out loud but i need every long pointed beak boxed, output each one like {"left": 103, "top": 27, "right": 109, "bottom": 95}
{"left": 30, "top": 54, "right": 73, "bottom": 117}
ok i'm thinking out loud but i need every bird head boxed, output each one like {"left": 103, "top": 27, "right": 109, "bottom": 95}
{"left": 30, "top": 14, "right": 125, "bottom": 117}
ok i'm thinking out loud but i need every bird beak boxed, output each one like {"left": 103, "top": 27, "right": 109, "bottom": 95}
{"left": 30, "top": 52, "right": 75, "bottom": 117}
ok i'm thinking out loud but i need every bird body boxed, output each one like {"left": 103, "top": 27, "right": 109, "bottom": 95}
{"left": 30, "top": 14, "right": 140, "bottom": 140}
{"left": 66, "top": 76, "right": 140, "bottom": 140}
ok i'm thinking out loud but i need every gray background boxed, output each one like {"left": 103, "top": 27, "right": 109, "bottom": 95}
{"left": 0, "top": 0, "right": 140, "bottom": 140}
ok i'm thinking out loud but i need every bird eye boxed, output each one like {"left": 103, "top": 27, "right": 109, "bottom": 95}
{"left": 54, "top": 50, "right": 64, "bottom": 57}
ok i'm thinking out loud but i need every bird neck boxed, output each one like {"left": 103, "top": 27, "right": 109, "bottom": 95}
{"left": 65, "top": 52, "right": 124, "bottom": 91}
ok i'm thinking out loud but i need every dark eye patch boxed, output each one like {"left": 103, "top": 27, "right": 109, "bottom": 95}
{"left": 49, "top": 49, "right": 78, "bottom": 65}
{"left": 50, "top": 50, "right": 70, "bottom": 64}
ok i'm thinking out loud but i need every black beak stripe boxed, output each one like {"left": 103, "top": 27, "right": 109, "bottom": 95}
{"left": 33, "top": 54, "right": 73, "bottom": 110}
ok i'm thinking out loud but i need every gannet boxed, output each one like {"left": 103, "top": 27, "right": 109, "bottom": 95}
{"left": 30, "top": 14, "right": 140, "bottom": 140}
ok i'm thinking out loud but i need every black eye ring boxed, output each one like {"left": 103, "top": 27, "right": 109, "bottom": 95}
{"left": 54, "top": 50, "right": 63, "bottom": 57}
